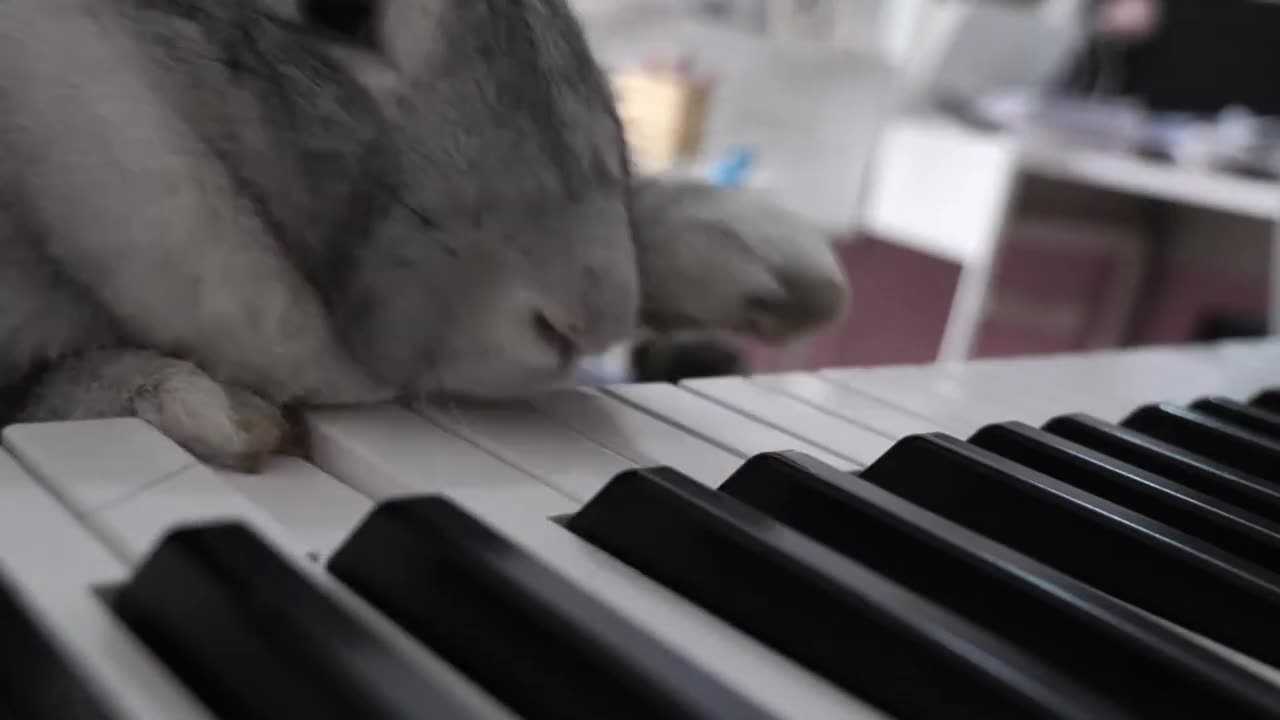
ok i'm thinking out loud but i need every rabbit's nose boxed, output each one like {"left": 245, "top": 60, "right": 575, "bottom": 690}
{"left": 532, "top": 309, "right": 585, "bottom": 366}
{"left": 532, "top": 306, "right": 619, "bottom": 363}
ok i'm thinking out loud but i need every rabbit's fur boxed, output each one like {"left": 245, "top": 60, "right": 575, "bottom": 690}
{"left": 0, "top": 0, "right": 848, "bottom": 470}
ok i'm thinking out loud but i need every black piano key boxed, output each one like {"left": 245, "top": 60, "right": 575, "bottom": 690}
{"left": 567, "top": 466, "right": 1129, "bottom": 720}
{"left": 1191, "top": 397, "right": 1280, "bottom": 443}
{"left": 859, "top": 433, "right": 1280, "bottom": 668}
{"left": 971, "top": 422, "right": 1280, "bottom": 572}
{"left": 719, "top": 450, "right": 1280, "bottom": 718}
{"left": 112, "top": 523, "right": 479, "bottom": 720}
{"left": 0, "top": 573, "right": 116, "bottom": 719}
{"left": 1046, "top": 414, "right": 1280, "bottom": 526}
{"left": 327, "top": 496, "right": 775, "bottom": 720}
{"left": 1123, "top": 403, "right": 1280, "bottom": 483}
{"left": 1251, "top": 389, "right": 1280, "bottom": 415}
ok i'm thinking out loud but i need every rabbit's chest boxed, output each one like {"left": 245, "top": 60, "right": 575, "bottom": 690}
{"left": 0, "top": 208, "right": 118, "bottom": 392}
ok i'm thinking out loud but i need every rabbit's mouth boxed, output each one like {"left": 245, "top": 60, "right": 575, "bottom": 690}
{"left": 640, "top": 309, "right": 706, "bottom": 334}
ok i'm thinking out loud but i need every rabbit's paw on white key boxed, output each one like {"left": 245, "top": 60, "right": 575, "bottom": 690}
{"left": 16, "top": 349, "right": 289, "bottom": 473}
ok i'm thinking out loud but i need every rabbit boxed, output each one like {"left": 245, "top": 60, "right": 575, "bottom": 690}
{"left": 0, "top": 0, "right": 848, "bottom": 471}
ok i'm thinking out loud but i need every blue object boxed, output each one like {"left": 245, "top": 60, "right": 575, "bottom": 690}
{"left": 709, "top": 147, "right": 755, "bottom": 188}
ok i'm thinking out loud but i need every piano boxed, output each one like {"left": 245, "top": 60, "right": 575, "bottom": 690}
{"left": 6, "top": 337, "right": 1280, "bottom": 719}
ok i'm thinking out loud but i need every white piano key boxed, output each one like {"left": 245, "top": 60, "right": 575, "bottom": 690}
{"left": 994, "top": 352, "right": 1170, "bottom": 417}
{"left": 0, "top": 447, "right": 214, "bottom": 719}
{"left": 980, "top": 345, "right": 1239, "bottom": 422}
{"left": 755, "top": 373, "right": 945, "bottom": 440}
{"left": 1209, "top": 341, "right": 1280, "bottom": 397}
{"left": 1144, "top": 345, "right": 1243, "bottom": 385}
{"left": 100, "top": 464, "right": 301, "bottom": 562}
{"left": 820, "top": 370, "right": 1003, "bottom": 438}
{"left": 604, "top": 383, "right": 854, "bottom": 471}
{"left": 306, "top": 404, "right": 575, "bottom": 518}
{"left": 943, "top": 361, "right": 1106, "bottom": 422}
{"left": 457, "top": 500, "right": 886, "bottom": 720}
{"left": 915, "top": 355, "right": 1101, "bottom": 421}
{"left": 1001, "top": 354, "right": 1180, "bottom": 419}
{"left": 1018, "top": 357, "right": 1165, "bottom": 415}
{"left": 679, "top": 376, "right": 890, "bottom": 466}
{"left": 530, "top": 388, "right": 743, "bottom": 486}
{"left": 9, "top": 416, "right": 355, "bottom": 562}
{"left": 219, "top": 456, "right": 374, "bottom": 561}
{"left": 6, "top": 419, "right": 302, "bottom": 563}
{"left": 417, "top": 400, "right": 637, "bottom": 502}
{"left": 826, "top": 346, "right": 1224, "bottom": 433}
{"left": 1200, "top": 341, "right": 1280, "bottom": 396}
{"left": 3, "top": 418, "right": 192, "bottom": 513}
{"left": 8, "top": 419, "right": 521, "bottom": 720}
{"left": 834, "top": 363, "right": 945, "bottom": 386}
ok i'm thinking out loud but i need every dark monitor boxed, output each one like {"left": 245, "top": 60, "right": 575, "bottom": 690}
{"left": 1072, "top": 0, "right": 1280, "bottom": 116}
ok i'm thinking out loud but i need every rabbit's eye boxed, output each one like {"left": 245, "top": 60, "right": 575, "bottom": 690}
{"left": 301, "top": 0, "right": 379, "bottom": 45}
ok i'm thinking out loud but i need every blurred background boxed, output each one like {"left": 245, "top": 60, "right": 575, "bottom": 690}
{"left": 575, "top": 0, "right": 1280, "bottom": 374}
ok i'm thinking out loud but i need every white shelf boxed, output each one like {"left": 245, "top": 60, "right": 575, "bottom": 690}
{"left": 1020, "top": 141, "right": 1280, "bottom": 221}
{"left": 866, "top": 114, "right": 1280, "bottom": 267}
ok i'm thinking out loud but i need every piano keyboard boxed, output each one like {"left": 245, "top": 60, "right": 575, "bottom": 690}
{"left": 5, "top": 337, "right": 1280, "bottom": 718}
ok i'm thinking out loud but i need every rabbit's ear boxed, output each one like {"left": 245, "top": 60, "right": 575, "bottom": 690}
{"left": 629, "top": 177, "right": 850, "bottom": 343}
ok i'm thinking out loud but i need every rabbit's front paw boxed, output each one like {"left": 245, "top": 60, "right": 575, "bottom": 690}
{"left": 18, "top": 349, "right": 290, "bottom": 472}
{"left": 135, "top": 371, "right": 288, "bottom": 473}
{"left": 631, "top": 179, "right": 849, "bottom": 343}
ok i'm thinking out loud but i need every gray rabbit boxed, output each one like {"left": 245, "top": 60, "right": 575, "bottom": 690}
{"left": 0, "top": 0, "right": 848, "bottom": 470}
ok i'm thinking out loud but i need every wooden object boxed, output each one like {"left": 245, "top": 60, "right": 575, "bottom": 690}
{"left": 611, "top": 67, "right": 713, "bottom": 173}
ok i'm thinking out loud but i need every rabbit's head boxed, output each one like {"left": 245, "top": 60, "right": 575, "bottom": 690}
{"left": 302, "top": 0, "right": 640, "bottom": 399}
{"left": 270, "top": 0, "right": 846, "bottom": 403}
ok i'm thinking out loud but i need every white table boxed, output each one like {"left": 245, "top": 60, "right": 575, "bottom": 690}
{"left": 1020, "top": 141, "right": 1280, "bottom": 222}
{"left": 864, "top": 113, "right": 1280, "bottom": 362}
